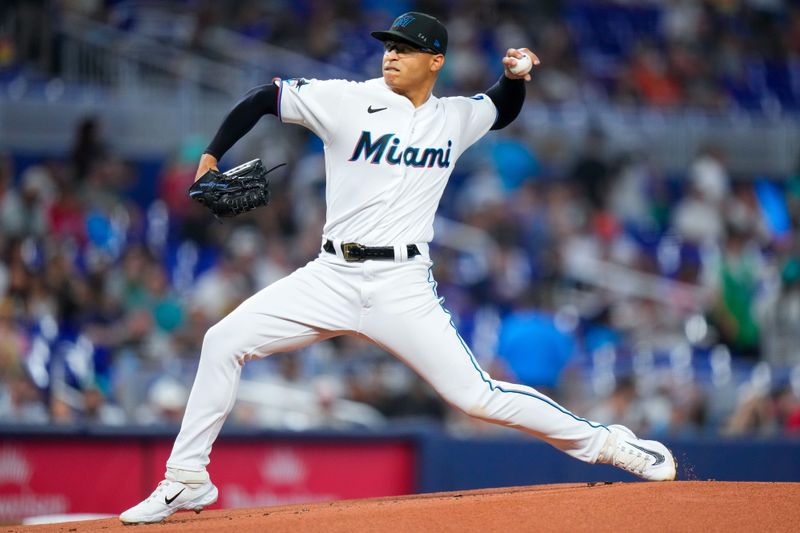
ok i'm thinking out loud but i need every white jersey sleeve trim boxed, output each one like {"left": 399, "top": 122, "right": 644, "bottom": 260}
{"left": 485, "top": 94, "right": 499, "bottom": 128}
{"left": 274, "top": 78, "right": 284, "bottom": 122}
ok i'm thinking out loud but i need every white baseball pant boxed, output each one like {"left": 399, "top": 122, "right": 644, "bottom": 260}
{"left": 166, "top": 248, "right": 610, "bottom": 472}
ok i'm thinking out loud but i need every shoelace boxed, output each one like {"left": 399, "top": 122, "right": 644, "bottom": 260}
{"left": 145, "top": 480, "right": 171, "bottom": 503}
{"left": 613, "top": 442, "right": 650, "bottom": 475}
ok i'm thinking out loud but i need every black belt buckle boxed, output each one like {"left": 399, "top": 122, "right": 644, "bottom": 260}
{"left": 342, "top": 242, "right": 366, "bottom": 262}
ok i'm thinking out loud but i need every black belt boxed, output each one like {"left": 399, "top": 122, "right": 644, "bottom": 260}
{"left": 323, "top": 240, "right": 421, "bottom": 262}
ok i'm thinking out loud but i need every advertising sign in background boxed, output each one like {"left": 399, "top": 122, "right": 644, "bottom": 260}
{"left": 0, "top": 437, "right": 414, "bottom": 522}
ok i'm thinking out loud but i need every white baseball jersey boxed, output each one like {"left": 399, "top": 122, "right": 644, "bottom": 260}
{"left": 276, "top": 77, "right": 497, "bottom": 245}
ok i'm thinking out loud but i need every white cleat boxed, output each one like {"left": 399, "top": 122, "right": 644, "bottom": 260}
{"left": 119, "top": 479, "right": 218, "bottom": 524}
{"left": 596, "top": 424, "right": 677, "bottom": 481}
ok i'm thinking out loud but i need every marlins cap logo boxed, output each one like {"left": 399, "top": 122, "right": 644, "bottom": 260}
{"left": 393, "top": 14, "right": 415, "bottom": 28}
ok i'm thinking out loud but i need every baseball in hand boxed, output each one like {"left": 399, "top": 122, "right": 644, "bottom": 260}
{"left": 509, "top": 53, "right": 533, "bottom": 76}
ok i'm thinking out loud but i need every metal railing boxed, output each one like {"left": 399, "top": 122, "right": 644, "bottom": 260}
{"left": 59, "top": 14, "right": 244, "bottom": 99}
{"left": 58, "top": 14, "right": 363, "bottom": 101}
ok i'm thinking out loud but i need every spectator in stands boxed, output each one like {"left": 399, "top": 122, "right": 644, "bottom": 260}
{"left": 569, "top": 127, "right": 612, "bottom": 212}
{"left": 159, "top": 136, "right": 209, "bottom": 226}
{"left": 725, "top": 387, "right": 776, "bottom": 436}
{"left": 140, "top": 260, "right": 185, "bottom": 335}
{"left": 587, "top": 377, "right": 646, "bottom": 434}
{"left": 706, "top": 223, "right": 765, "bottom": 359}
{"left": 2, "top": 239, "right": 33, "bottom": 316}
{"left": 0, "top": 153, "right": 22, "bottom": 237}
{"left": 672, "top": 146, "right": 731, "bottom": 245}
{"left": 495, "top": 285, "right": 575, "bottom": 394}
{"left": 0, "top": 368, "right": 48, "bottom": 424}
{"left": 80, "top": 384, "right": 126, "bottom": 425}
{"left": 0, "top": 296, "right": 28, "bottom": 386}
{"left": 608, "top": 152, "right": 660, "bottom": 232}
{"left": 48, "top": 180, "right": 87, "bottom": 246}
{"left": 665, "top": 380, "right": 708, "bottom": 436}
{"left": 690, "top": 146, "right": 730, "bottom": 209}
{"left": 522, "top": 20, "right": 581, "bottom": 104}
{"left": 774, "top": 383, "right": 800, "bottom": 434}
{"left": 70, "top": 117, "right": 107, "bottom": 183}
{"left": 626, "top": 41, "right": 683, "bottom": 107}
{"left": 489, "top": 126, "right": 541, "bottom": 193}
{"left": 191, "top": 243, "right": 257, "bottom": 322}
{"left": 771, "top": 164, "right": 800, "bottom": 360}
{"left": 1, "top": 163, "right": 50, "bottom": 240}
{"left": 50, "top": 390, "right": 75, "bottom": 425}
{"left": 80, "top": 155, "right": 135, "bottom": 215}
{"left": 138, "top": 376, "right": 188, "bottom": 425}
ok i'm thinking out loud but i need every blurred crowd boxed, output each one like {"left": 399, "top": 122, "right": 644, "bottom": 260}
{"left": 2, "top": 0, "right": 800, "bottom": 439}
{"left": 2, "top": 112, "right": 799, "bottom": 437}
{"left": 4, "top": 0, "right": 800, "bottom": 111}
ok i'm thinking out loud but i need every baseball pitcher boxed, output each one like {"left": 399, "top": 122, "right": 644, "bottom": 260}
{"left": 121, "top": 12, "right": 676, "bottom": 524}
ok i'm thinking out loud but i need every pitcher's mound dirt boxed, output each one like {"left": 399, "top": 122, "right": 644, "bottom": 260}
{"left": 14, "top": 481, "right": 800, "bottom": 532}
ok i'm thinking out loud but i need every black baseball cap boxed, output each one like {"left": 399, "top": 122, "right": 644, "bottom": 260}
{"left": 371, "top": 12, "right": 448, "bottom": 55}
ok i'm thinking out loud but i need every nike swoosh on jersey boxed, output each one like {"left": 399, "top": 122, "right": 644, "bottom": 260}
{"left": 367, "top": 106, "right": 388, "bottom": 114}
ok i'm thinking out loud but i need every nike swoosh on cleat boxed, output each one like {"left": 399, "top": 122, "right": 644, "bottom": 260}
{"left": 165, "top": 488, "right": 185, "bottom": 505}
{"left": 627, "top": 442, "right": 665, "bottom": 465}
{"left": 367, "top": 106, "right": 387, "bottom": 113}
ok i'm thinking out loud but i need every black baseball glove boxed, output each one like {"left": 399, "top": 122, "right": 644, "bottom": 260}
{"left": 188, "top": 159, "right": 285, "bottom": 218}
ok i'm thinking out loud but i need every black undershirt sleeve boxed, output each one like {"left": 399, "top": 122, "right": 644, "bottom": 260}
{"left": 204, "top": 83, "right": 280, "bottom": 159}
{"left": 485, "top": 75, "right": 525, "bottom": 131}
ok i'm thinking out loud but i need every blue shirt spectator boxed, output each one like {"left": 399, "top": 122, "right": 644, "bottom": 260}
{"left": 497, "top": 306, "right": 574, "bottom": 390}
